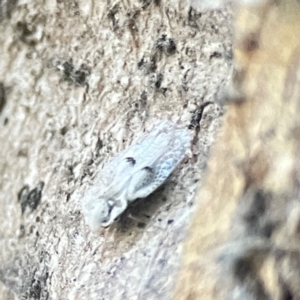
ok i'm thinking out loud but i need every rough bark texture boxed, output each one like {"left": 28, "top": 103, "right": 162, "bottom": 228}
{"left": 0, "top": 1, "right": 233, "bottom": 299}
{"left": 175, "top": 0, "right": 300, "bottom": 299}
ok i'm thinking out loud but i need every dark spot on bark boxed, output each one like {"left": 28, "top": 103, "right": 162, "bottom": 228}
{"left": 0, "top": 83, "right": 6, "bottom": 113}
{"left": 189, "top": 101, "right": 213, "bottom": 130}
{"left": 59, "top": 126, "right": 68, "bottom": 135}
{"left": 188, "top": 7, "right": 201, "bottom": 29}
{"left": 137, "top": 222, "right": 146, "bottom": 228}
{"left": 18, "top": 182, "right": 45, "bottom": 214}
{"left": 138, "top": 57, "right": 145, "bottom": 69}
{"left": 96, "top": 138, "right": 103, "bottom": 150}
{"left": 209, "top": 52, "right": 222, "bottom": 59}
{"left": 54, "top": 60, "right": 91, "bottom": 86}
{"left": 155, "top": 73, "right": 163, "bottom": 89}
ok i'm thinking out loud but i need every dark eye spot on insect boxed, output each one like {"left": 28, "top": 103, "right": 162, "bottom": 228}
{"left": 126, "top": 157, "right": 136, "bottom": 165}
{"left": 143, "top": 166, "right": 153, "bottom": 173}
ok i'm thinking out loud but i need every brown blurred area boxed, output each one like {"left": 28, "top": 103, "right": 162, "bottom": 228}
{"left": 175, "top": 0, "right": 300, "bottom": 299}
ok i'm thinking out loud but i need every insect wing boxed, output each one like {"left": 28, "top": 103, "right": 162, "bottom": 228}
{"left": 147, "top": 127, "right": 191, "bottom": 193}
{"left": 120, "top": 120, "right": 174, "bottom": 162}
{"left": 125, "top": 120, "right": 176, "bottom": 169}
{"left": 124, "top": 125, "right": 191, "bottom": 199}
{"left": 95, "top": 120, "right": 172, "bottom": 193}
{"left": 95, "top": 121, "right": 189, "bottom": 197}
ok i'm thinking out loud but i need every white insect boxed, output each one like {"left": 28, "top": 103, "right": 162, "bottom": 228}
{"left": 82, "top": 120, "right": 191, "bottom": 230}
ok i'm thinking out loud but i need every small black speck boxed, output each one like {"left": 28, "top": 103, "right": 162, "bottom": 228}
{"left": 60, "top": 126, "right": 68, "bottom": 135}
{"left": 96, "top": 138, "right": 103, "bottom": 150}
{"left": 143, "top": 166, "right": 153, "bottom": 172}
{"left": 189, "top": 101, "right": 213, "bottom": 130}
{"left": 26, "top": 182, "right": 45, "bottom": 211}
{"left": 0, "top": 82, "right": 6, "bottom": 113}
{"left": 56, "top": 60, "right": 90, "bottom": 86}
{"left": 137, "top": 222, "right": 146, "bottom": 228}
{"left": 62, "top": 61, "right": 74, "bottom": 76}
{"left": 18, "top": 182, "right": 45, "bottom": 214}
{"left": 209, "top": 52, "right": 222, "bottom": 59}
{"left": 167, "top": 219, "right": 174, "bottom": 225}
{"left": 126, "top": 157, "right": 136, "bottom": 165}
{"left": 161, "top": 196, "right": 167, "bottom": 202}
{"left": 155, "top": 73, "right": 163, "bottom": 89}
{"left": 161, "top": 87, "right": 168, "bottom": 96}
{"left": 87, "top": 159, "right": 94, "bottom": 166}
{"left": 75, "top": 70, "right": 87, "bottom": 85}
{"left": 138, "top": 58, "right": 145, "bottom": 69}
{"left": 165, "top": 39, "right": 176, "bottom": 56}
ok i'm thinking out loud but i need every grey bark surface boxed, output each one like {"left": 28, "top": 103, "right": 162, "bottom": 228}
{"left": 0, "top": 1, "right": 233, "bottom": 299}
